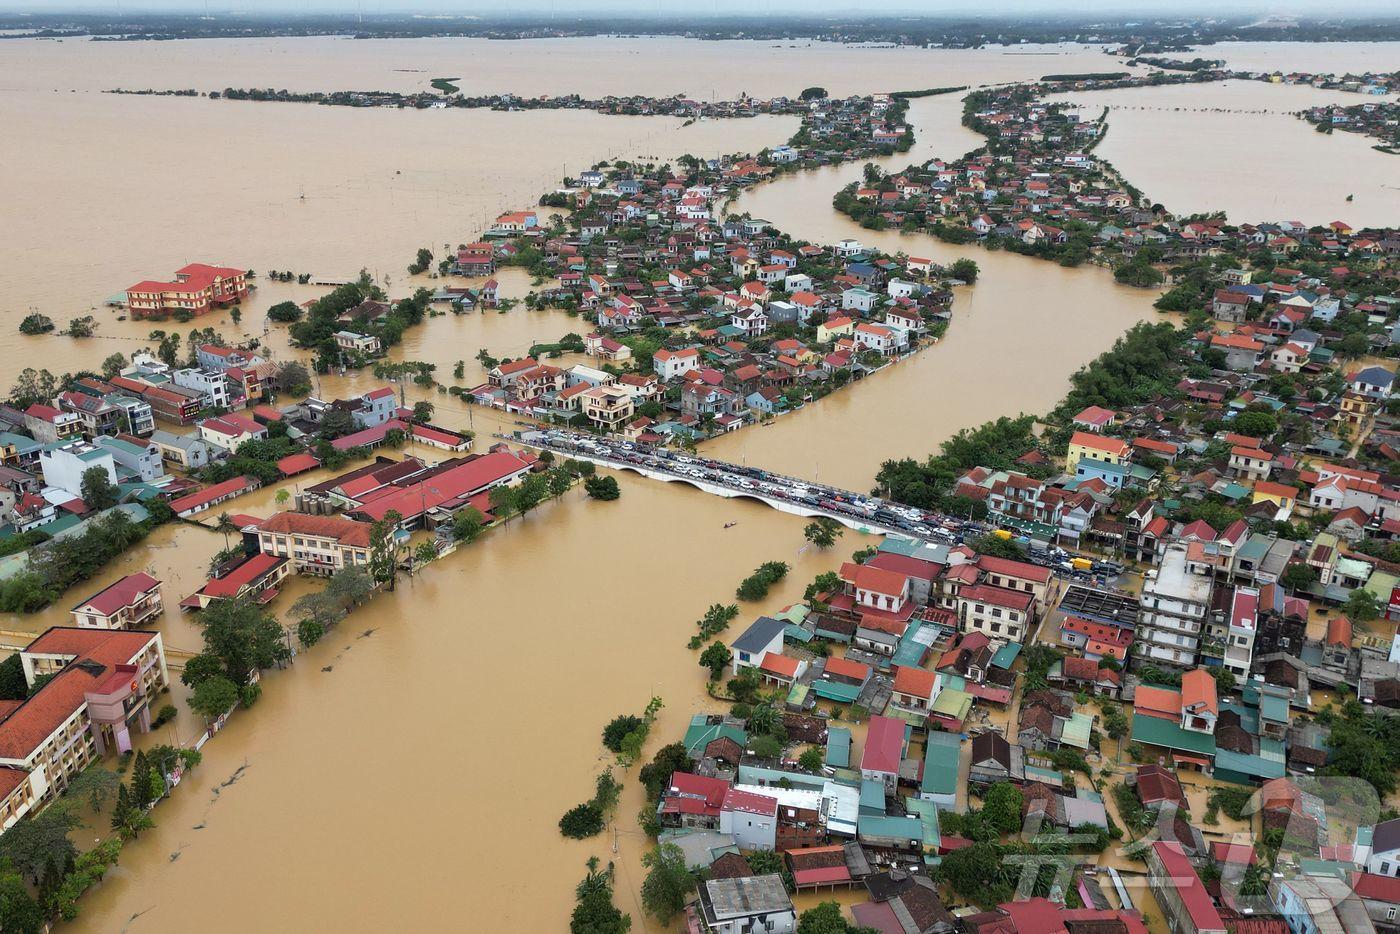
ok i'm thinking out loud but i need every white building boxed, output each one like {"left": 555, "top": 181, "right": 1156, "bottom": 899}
{"left": 719, "top": 787, "right": 778, "bottom": 851}
{"left": 653, "top": 347, "right": 701, "bottom": 382}
{"left": 94, "top": 436, "right": 164, "bottom": 483}
{"left": 173, "top": 367, "right": 231, "bottom": 409}
{"left": 39, "top": 442, "right": 117, "bottom": 498}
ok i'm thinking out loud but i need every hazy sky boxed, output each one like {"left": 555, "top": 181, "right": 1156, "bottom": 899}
{"left": 6, "top": 1, "right": 1400, "bottom": 16}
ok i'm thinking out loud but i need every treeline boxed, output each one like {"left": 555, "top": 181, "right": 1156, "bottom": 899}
{"left": 891, "top": 85, "right": 969, "bottom": 99}
{"left": 288, "top": 278, "right": 431, "bottom": 370}
{"left": 875, "top": 416, "right": 1038, "bottom": 512}
{"left": 1039, "top": 72, "right": 1131, "bottom": 82}
{"left": 0, "top": 506, "right": 171, "bottom": 613}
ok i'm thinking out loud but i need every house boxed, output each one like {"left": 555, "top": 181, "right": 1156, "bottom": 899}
{"left": 1072, "top": 406, "right": 1116, "bottom": 433}
{"left": 150, "top": 430, "right": 210, "bottom": 470}
{"left": 1365, "top": 818, "right": 1400, "bottom": 877}
{"left": 853, "top": 322, "right": 901, "bottom": 356}
{"left": 695, "top": 875, "right": 795, "bottom": 934}
{"left": 719, "top": 787, "right": 779, "bottom": 851}
{"left": 1065, "top": 431, "right": 1130, "bottom": 472}
{"left": 658, "top": 772, "right": 729, "bottom": 831}
{"left": 1211, "top": 333, "right": 1264, "bottom": 371}
{"left": 197, "top": 413, "right": 267, "bottom": 453}
{"left": 817, "top": 316, "right": 856, "bottom": 343}
{"left": 1352, "top": 366, "right": 1396, "bottom": 400}
{"left": 861, "top": 716, "right": 906, "bottom": 791}
{"left": 839, "top": 562, "right": 910, "bottom": 615}
{"left": 1147, "top": 842, "right": 1226, "bottom": 934}
{"left": 1229, "top": 445, "right": 1273, "bottom": 482}
{"left": 180, "top": 553, "right": 291, "bottom": 611}
{"left": 730, "top": 617, "right": 787, "bottom": 675}
{"left": 968, "top": 729, "right": 1024, "bottom": 786}
{"left": 70, "top": 573, "right": 163, "bottom": 630}
{"left": 580, "top": 385, "right": 635, "bottom": 431}
{"left": 255, "top": 511, "right": 373, "bottom": 576}
{"left": 39, "top": 442, "right": 116, "bottom": 497}
{"left": 890, "top": 665, "right": 939, "bottom": 713}
{"left": 956, "top": 584, "right": 1034, "bottom": 643}
{"left": 653, "top": 347, "right": 701, "bottom": 382}
{"left": 168, "top": 475, "right": 258, "bottom": 517}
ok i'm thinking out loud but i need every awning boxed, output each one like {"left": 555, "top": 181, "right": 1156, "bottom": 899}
{"left": 1173, "top": 753, "right": 1212, "bottom": 767}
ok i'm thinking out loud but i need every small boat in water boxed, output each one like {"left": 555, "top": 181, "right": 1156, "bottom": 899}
{"left": 723, "top": 521, "right": 737, "bottom": 529}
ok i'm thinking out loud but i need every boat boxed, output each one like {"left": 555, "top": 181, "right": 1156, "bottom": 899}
{"left": 723, "top": 521, "right": 737, "bottom": 529}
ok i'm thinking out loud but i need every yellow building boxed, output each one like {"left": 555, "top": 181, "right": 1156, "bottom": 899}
{"left": 817, "top": 316, "right": 855, "bottom": 343}
{"left": 1065, "top": 431, "right": 1131, "bottom": 472}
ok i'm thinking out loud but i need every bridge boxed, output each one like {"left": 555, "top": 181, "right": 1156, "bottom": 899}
{"left": 511, "top": 428, "right": 979, "bottom": 541}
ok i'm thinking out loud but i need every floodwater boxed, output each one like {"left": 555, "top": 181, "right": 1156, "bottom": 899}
{"left": 1047, "top": 80, "right": 1400, "bottom": 228}
{"left": 707, "top": 92, "right": 1161, "bottom": 489}
{"left": 0, "top": 35, "right": 1390, "bottom": 932}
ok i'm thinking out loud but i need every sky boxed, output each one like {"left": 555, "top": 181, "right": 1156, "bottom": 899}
{"left": 5, "top": 1, "right": 1400, "bottom": 16}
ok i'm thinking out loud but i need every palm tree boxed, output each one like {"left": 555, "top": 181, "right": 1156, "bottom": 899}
{"left": 575, "top": 857, "right": 614, "bottom": 900}
{"left": 214, "top": 512, "right": 237, "bottom": 549}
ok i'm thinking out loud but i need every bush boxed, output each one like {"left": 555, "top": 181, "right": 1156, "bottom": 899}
{"left": 559, "top": 802, "right": 605, "bottom": 839}
{"left": 585, "top": 475, "right": 621, "bottom": 501}
{"left": 602, "top": 715, "right": 644, "bottom": 752}
{"left": 151, "top": 704, "right": 178, "bottom": 728}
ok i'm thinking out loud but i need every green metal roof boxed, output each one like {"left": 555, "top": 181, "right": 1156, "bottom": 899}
{"left": 787, "top": 683, "right": 809, "bottom": 707}
{"left": 1059, "top": 712, "right": 1094, "bottom": 750}
{"left": 826, "top": 727, "right": 851, "bottom": 768}
{"left": 1365, "top": 571, "right": 1400, "bottom": 601}
{"left": 931, "top": 689, "right": 973, "bottom": 721}
{"left": 990, "top": 641, "right": 1022, "bottom": 670}
{"left": 813, "top": 680, "right": 862, "bottom": 703}
{"left": 920, "top": 732, "right": 961, "bottom": 797}
{"left": 859, "top": 779, "right": 886, "bottom": 815}
{"left": 902, "top": 797, "right": 942, "bottom": 850}
{"left": 1130, "top": 713, "right": 1216, "bottom": 756}
{"left": 682, "top": 716, "right": 747, "bottom": 755}
{"left": 784, "top": 624, "right": 814, "bottom": 643}
{"left": 858, "top": 814, "right": 924, "bottom": 844}
{"left": 1237, "top": 534, "right": 1273, "bottom": 563}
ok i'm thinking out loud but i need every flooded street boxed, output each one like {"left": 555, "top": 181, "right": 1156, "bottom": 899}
{"left": 0, "top": 33, "right": 1396, "bottom": 932}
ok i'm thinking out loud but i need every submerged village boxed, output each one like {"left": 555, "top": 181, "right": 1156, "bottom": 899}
{"left": 2, "top": 53, "right": 1400, "bottom": 934}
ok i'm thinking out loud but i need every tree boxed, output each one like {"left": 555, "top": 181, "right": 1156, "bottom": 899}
{"left": 0, "top": 806, "right": 78, "bottom": 884}
{"left": 297, "top": 618, "right": 325, "bottom": 648}
{"left": 189, "top": 675, "right": 239, "bottom": 720}
{"left": 0, "top": 867, "right": 43, "bottom": 934}
{"left": 559, "top": 802, "right": 605, "bottom": 839}
{"left": 369, "top": 510, "right": 402, "bottom": 591}
{"left": 214, "top": 512, "right": 238, "bottom": 549}
{"left": 488, "top": 484, "right": 518, "bottom": 520}
{"left": 198, "top": 597, "right": 291, "bottom": 685}
{"left": 266, "top": 300, "right": 303, "bottom": 323}
{"left": 1280, "top": 562, "right": 1317, "bottom": 593}
{"left": 100, "top": 352, "right": 128, "bottom": 380}
{"left": 275, "top": 488, "right": 291, "bottom": 508}
{"left": 408, "top": 247, "right": 434, "bottom": 275}
{"left": 602, "top": 715, "right": 644, "bottom": 753}
{"left": 639, "top": 742, "right": 690, "bottom": 800}
{"left": 180, "top": 652, "right": 225, "bottom": 689}
{"left": 411, "top": 400, "right": 435, "bottom": 423}
{"left": 799, "top": 86, "right": 828, "bottom": 100}
{"left": 79, "top": 467, "right": 118, "bottom": 511}
{"left": 549, "top": 468, "right": 573, "bottom": 497}
{"left": 452, "top": 507, "right": 485, "bottom": 543}
{"left": 318, "top": 407, "right": 356, "bottom": 440}
{"left": 1345, "top": 589, "right": 1382, "bottom": 624}
{"left": 798, "top": 747, "right": 826, "bottom": 773}
{"left": 639, "top": 843, "right": 695, "bottom": 924}
{"left": 1232, "top": 410, "right": 1277, "bottom": 438}
{"left": 797, "top": 901, "right": 868, "bottom": 933}
{"left": 413, "top": 541, "right": 437, "bottom": 570}
{"left": 65, "top": 764, "right": 119, "bottom": 812}
{"left": 17, "top": 313, "right": 54, "bottom": 335}
{"left": 699, "top": 641, "right": 731, "bottom": 680}
{"left": 585, "top": 475, "right": 621, "bottom": 501}
{"left": 803, "top": 517, "right": 843, "bottom": 549}
{"left": 514, "top": 474, "right": 551, "bottom": 516}
{"left": 982, "top": 782, "right": 1025, "bottom": 835}
{"left": 1114, "top": 260, "right": 1164, "bottom": 288}
{"left": 950, "top": 258, "right": 979, "bottom": 283}
{"left": 0, "top": 654, "right": 26, "bottom": 701}
{"left": 277, "top": 360, "right": 311, "bottom": 395}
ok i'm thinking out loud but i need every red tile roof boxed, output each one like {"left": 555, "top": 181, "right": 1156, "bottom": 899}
{"left": 722, "top": 787, "right": 777, "bottom": 817}
{"left": 72, "top": 572, "right": 159, "bottom": 617}
{"left": 277, "top": 452, "right": 320, "bottom": 477}
{"left": 976, "top": 554, "right": 1051, "bottom": 585}
{"left": 258, "top": 511, "right": 372, "bottom": 547}
{"left": 892, "top": 665, "right": 937, "bottom": 699}
{"left": 823, "top": 656, "right": 870, "bottom": 683}
{"left": 1151, "top": 842, "right": 1224, "bottom": 931}
{"left": 202, "top": 554, "right": 285, "bottom": 599}
{"left": 169, "top": 475, "right": 255, "bottom": 513}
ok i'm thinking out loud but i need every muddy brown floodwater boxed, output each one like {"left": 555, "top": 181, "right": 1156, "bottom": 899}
{"left": 0, "top": 34, "right": 1392, "bottom": 933}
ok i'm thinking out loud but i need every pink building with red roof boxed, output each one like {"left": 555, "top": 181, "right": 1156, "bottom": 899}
{"left": 0, "top": 627, "right": 169, "bottom": 828}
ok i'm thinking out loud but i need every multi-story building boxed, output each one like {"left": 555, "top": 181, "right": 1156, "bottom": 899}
{"left": 150, "top": 429, "right": 211, "bottom": 469}
{"left": 1222, "top": 586, "right": 1258, "bottom": 680}
{"left": 1136, "top": 545, "right": 1214, "bottom": 670}
{"left": 109, "top": 376, "right": 204, "bottom": 425}
{"left": 126, "top": 263, "right": 247, "bottom": 318}
{"left": 0, "top": 627, "right": 170, "bottom": 823}
{"left": 95, "top": 435, "right": 164, "bottom": 483}
{"left": 57, "top": 391, "right": 123, "bottom": 437}
{"left": 957, "top": 583, "right": 1035, "bottom": 643}
{"left": 38, "top": 441, "right": 117, "bottom": 497}
{"left": 1065, "top": 430, "right": 1131, "bottom": 473}
{"left": 22, "top": 404, "right": 82, "bottom": 444}
{"left": 173, "top": 368, "right": 232, "bottom": 410}
{"left": 581, "top": 385, "right": 635, "bottom": 431}
{"left": 70, "top": 573, "right": 163, "bottom": 630}
{"left": 255, "top": 512, "right": 373, "bottom": 576}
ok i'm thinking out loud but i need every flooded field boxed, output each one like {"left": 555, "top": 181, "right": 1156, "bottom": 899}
{"left": 1047, "top": 80, "right": 1400, "bottom": 228}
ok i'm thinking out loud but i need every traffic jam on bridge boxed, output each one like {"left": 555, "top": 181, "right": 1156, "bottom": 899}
{"left": 516, "top": 429, "right": 1125, "bottom": 587}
